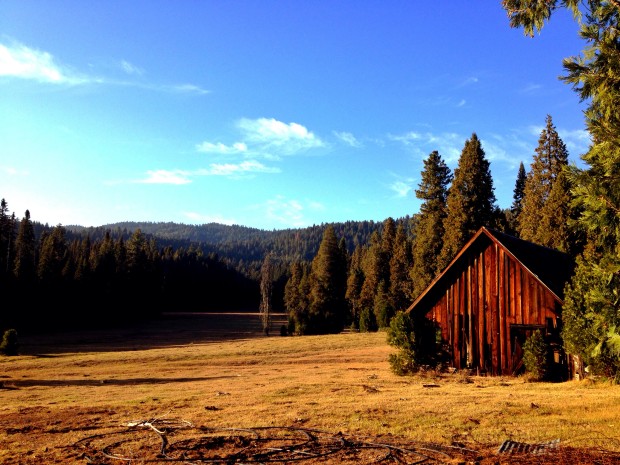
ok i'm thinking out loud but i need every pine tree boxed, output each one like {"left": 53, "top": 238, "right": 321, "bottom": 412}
{"left": 13, "top": 210, "right": 36, "bottom": 283}
{"left": 307, "top": 225, "right": 348, "bottom": 334}
{"left": 410, "top": 151, "right": 452, "bottom": 298}
{"left": 506, "top": 162, "right": 526, "bottom": 236}
{"left": 358, "top": 231, "right": 384, "bottom": 330}
{"left": 538, "top": 168, "right": 573, "bottom": 252}
{"left": 518, "top": 115, "right": 569, "bottom": 246}
{"left": 345, "top": 246, "right": 365, "bottom": 329}
{"left": 388, "top": 223, "right": 413, "bottom": 313}
{"left": 37, "top": 225, "right": 68, "bottom": 283}
{"left": 285, "top": 261, "right": 311, "bottom": 334}
{"left": 503, "top": 1, "right": 620, "bottom": 378}
{"left": 0, "top": 199, "right": 14, "bottom": 276}
{"left": 438, "top": 134, "right": 497, "bottom": 271}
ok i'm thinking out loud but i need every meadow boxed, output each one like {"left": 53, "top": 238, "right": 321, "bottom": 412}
{"left": 1, "top": 312, "right": 619, "bottom": 464}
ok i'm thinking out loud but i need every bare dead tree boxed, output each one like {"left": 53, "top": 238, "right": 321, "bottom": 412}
{"left": 259, "top": 252, "right": 273, "bottom": 335}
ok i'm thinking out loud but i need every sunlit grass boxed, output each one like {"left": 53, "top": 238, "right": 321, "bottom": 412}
{"left": 1, "top": 328, "right": 620, "bottom": 463}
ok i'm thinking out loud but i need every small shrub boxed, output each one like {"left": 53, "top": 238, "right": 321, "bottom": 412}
{"left": 523, "top": 330, "right": 549, "bottom": 381}
{"left": 386, "top": 311, "right": 442, "bottom": 375}
{"left": 0, "top": 329, "right": 19, "bottom": 356}
{"left": 359, "top": 307, "right": 378, "bottom": 333}
{"left": 388, "top": 352, "right": 416, "bottom": 376}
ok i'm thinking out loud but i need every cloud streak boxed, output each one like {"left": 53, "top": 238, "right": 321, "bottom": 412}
{"left": 196, "top": 117, "right": 325, "bottom": 161}
{"left": 0, "top": 42, "right": 88, "bottom": 84}
{"left": 137, "top": 160, "right": 280, "bottom": 184}
{"left": 0, "top": 41, "right": 208, "bottom": 95}
{"left": 256, "top": 195, "right": 325, "bottom": 228}
{"left": 333, "top": 131, "right": 362, "bottom": 148}
{"left": 196, "top": 141, "right": 248, "bottom": 154}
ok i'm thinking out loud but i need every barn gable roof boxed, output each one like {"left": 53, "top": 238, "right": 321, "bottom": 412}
{"left": 406, "top": 227, "right": 575, "bottom": 316}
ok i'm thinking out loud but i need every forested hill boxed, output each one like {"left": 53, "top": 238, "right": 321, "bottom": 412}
{"left": 68, "top": 218, "right": 415, "bottom": 272}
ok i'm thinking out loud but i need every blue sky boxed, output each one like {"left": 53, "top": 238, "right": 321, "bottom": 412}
{"left": 0, "top": 1, "right": 591, "bottom": 230}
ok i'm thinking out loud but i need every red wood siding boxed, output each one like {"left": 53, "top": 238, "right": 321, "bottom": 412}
{"left": 427, "top": 240, "right": 560, "bottom": 375}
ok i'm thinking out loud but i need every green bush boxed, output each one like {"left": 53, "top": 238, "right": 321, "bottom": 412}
{"left": 523, "top": 330, "right": 549, "bottom": 381}
{"left": 386, "top": 311, "right": 442, "bottom": 375}
{"left": 0, "top": 329, "right": 19, "bottom": 356}
{"left": 359, "top": 307, "right": 378, "bottom": 333}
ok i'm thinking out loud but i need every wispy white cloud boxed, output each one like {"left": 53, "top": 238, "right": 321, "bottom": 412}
{"left": 389, "top": 131, "right": 462, "bottom": 163}
{"left": 457, "top": 99, "right": 466, "bottom": 107}
{"left": 196, "top": 160, "right": 280, "bottom": 177}
{"left": 171, "top": 83, "right": 210, "bottom": 95}
{"left": 457, "top": 76, "right": 479, "bottom": 88}
{"left": 333, "top": 131, "right": 362, "bottom": 148}
{"left": 560, "top": 128, "right": 591, "bottom": 156}
{"left": 390, "top": 180, "right": 413, "bottom": 198}
{"left": 238, "top": 118, "right": 324, "bottom": 154}
{"left": 248, "top": 195, "right": 326, "bottom": 228}
{"left": 0, "top": 41, "right": 88, "bottom": 84}
{"left": 265, "top": 196, "right": 305, "bottom": 226}
{"left": 139, "top": 169, "right": 192, "bottom": 185}
{"left": 197, "top": 117, "right": 325, "bottom": 163}
{"left": 521, "top": 83, "right": 543, "bottom": 94}
{"left": 0, "top": 40, "right": 208, "bottom": 95}
{"left": 137, "top": 160, "right": 280, "bottom": 184}
{"left": 121, "top": 60, "right": 144, "bottom": 76}
{"left": 196, "top": 141, "right": 248, "bottom": 154}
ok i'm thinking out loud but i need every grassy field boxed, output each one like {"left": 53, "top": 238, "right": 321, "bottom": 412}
{"left": 1, "top": 312, "right": 620, "bottom": 464}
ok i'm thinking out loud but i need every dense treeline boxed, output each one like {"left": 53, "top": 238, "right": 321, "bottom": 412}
{"left": 0, "top": 202, "right": 394, "bottom": 333}
{"left": 68, "top": 220, "right": 391, "bottom": 279}
{"left": 0, "top": 205, "right": 259, "bottom": 332}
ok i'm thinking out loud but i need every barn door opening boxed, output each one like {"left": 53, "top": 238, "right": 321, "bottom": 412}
{"left": 509, "top": 325, "right": 544, "bottom": 375}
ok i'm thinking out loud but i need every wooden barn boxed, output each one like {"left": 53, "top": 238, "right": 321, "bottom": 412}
{"left": 406, "top": 227, "right": 575, "bottom": 376}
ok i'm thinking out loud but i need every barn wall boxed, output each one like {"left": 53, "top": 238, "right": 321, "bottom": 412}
{"left": 428, "top": 240, "right": 561, "bottom": 375}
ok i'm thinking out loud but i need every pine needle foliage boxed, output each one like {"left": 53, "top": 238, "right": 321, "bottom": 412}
{"left": 503, "top": 0, "right": 620, "bottom": 379}
{"left": 307, "top": 225, "right": 348, "bottom": 334}
{"left": 517, "top": 115, "right": 571, "bottom": 250}
{"left": 410, "top": 151, "right": 452, "bottom": 299}
{"left": 506, "top": 162, "right": 527, "bottom": 236}
{"left": 438, "top": 134, "right": 497, "bottom": 271}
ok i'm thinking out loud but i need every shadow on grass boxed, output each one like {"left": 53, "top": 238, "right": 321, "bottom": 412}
{"left": 3, "top": 375, "right": 239, "bottom": 387}
{"left": 17, "top": 312, "right": 288, "bottom": 355}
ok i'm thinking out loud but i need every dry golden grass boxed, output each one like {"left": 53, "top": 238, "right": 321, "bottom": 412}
{"left": 1, "top": 313, "right": 620, "bottom": 464}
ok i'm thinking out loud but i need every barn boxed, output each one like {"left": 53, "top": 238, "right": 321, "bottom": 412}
{"left": 406, "top": 227, "right": 575, "bottom": 377}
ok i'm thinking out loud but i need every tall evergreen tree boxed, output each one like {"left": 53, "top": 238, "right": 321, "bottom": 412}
{"left": 358, "top": 231, "right": 384, "bottom": 329}
{"left": 503, "top": 1, "right": 620, "bottom": 378}
{"left": 284, "top": 261, "right": 311, "bottom": 334}
{"left": 13, "top": 210, "right": 36, "bottom": 283}
{"left": 506, "top": 161, "right": 527, "bottom": 236}
{"left": 388, "top": 223, "right": 413, "bottom": 313}
{"left": 410, "top": 151, "right": 452, "bottom": 298}
{"left": 438, "top": 134, "right": 497, "bottom": 271}
{"left": 538, "top": 169, "right": 573, "bottom": 252}
{"left": 37, "top": 225, "right": 68, "bottom": 283}
{"left": 307, "top": 225, "right": 348, "bottom": 334}
{"left": 0, "top": 199, "right": 14, "bottom": 276}
{"left": 518, "top": 115, "right": 570, "bottom": 246}
{"left": 345, "top": 246, "right": 365, "bottom": 329}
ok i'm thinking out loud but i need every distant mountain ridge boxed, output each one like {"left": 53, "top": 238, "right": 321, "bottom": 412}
{"left": 67, "top": 218, "right": 414, "bottom": 268}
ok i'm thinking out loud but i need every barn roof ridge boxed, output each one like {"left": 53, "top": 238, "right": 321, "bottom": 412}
{"left": 406, "top": 227, "right": 575, "bottom": 315}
